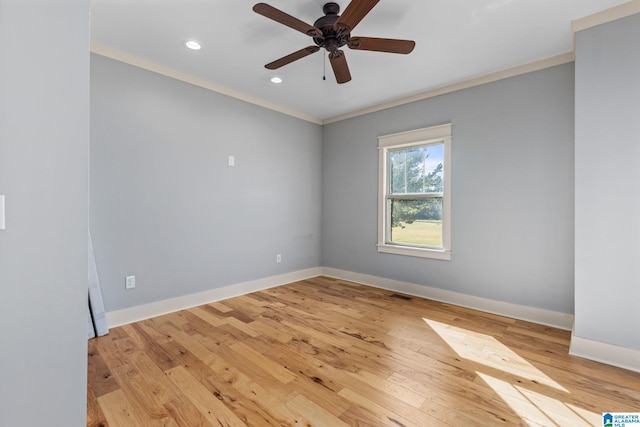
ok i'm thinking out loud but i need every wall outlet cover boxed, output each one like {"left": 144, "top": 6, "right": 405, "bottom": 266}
{"left": 125, "top": 275, "right": 136, "bottom": 290}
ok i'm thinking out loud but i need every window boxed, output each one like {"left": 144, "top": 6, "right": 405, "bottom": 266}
{"left": 378, "top": 124, "right": 451, "bottom": 260}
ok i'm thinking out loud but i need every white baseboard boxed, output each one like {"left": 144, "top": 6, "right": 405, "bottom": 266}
{"left": 105, "top": 267, "right": 323, "bottom": 328}
{"left": 570, "top": 333, "right": 640, "bottom": 373}
{"left": 107, "top": 266, "right": 574, "bottom": 330}
{"left": 322, "top": 267, "right": 575, "bottom": 330}
{"left": 106, "top": 266, "right": 640, "bottom": 373}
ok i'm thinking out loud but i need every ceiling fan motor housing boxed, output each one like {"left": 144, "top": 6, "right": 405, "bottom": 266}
{"left": 313, "top": 2, "right": 349, "bottom": 53}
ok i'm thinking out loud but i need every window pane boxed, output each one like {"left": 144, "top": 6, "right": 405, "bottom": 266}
{"left": 389, "top": 144, "right": 444, "bottom": 194}
{"left": 390, "top": 198, "right": 443, "bottom": 248}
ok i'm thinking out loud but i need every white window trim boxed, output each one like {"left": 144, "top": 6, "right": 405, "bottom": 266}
{"left": 377, "top": 123, "right": 452, "bottom": 260}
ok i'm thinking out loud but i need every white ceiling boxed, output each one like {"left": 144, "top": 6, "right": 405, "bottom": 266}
{"left": 90, "top": 0, "right": 628, "bottom": 122}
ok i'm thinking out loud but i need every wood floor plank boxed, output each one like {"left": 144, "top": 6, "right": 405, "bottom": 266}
{"left": 165, "top": 365, "right": 246, "bottom": 427}
{"left": 137, "top": 318, "right": 218, "bottom": 381}
{"left": 224, "top": 316, "right": 262, "bottom": 338}
{"left": 339, "top": 405, "right": 409, "bottom": 427}
{"left": 131, "top": 353, "right": 180, "bottom": 405}
{"left": 242, "top": 337, "right": 351, "bottom": 417}
{"left": 200, "top": 374, "right": 289, "bottom": 426}
{"left": 110, "top": 361, "right": 173, "bottom": 424}
{"left": 286, "top": 394, "right": 350, "bottom": 427}
{"left": 157, "top": 318, "right": 307, "bottom": 425}
{"left": 421, "top": 398, "right": 513, "bottom": 427}
{"left": 247, "top": 317, "right": 295, "bottom": 344}
{"left": 87, "top": 387, "right": 109, "bottom": 427}
{"left": 337, "top": 387, "right": 437, "bottom": 427}
{"left": 207, "top": 301, "right": 234, "bottom": 313}
{"left": 87, "top": 339, "right": 120, "bottom": 398}
{"left": 88, "top": 276, "right": 640, "bottom": 426}
{"left": 187, "top": 306, "right": 225, "bottom": 328}
{"left": 162, "top": 395, "right": 214, "bottom": 427}
{"left": 346, "top": 368, "right": 426, "bottom": 408}
{"left": 229, "top": 341, "right": 298, "bottom": 384}
{"left": 210, "top": 368, "right": 316, "bottom": 426}
{"left": 98, "top": 389, "right": 146, "bottom": 426}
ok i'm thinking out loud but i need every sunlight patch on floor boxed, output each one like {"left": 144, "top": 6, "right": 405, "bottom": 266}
{"left": 478, "top": 373, "right": 596, "bottom": 426}
{"left": 423, "top": 317, "right": 601, "bottom": 426}
{"left": 423, "top": 318, "right": 567, "bottom": 392}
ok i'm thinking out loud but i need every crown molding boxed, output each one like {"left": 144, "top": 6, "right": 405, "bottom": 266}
{"left": 91, "top": 41, "right": 572, "bottom": 125}
{"left": 324, "top": 0, "right": 639, "bottom": 124}
{"left": 572, "top": 0, "right": 640, "bottom": 40}
{"left": 90, "top": 42, "right": 323, "bottom": 125}
{"left": 321, "top": 52, "right": 575, "bottom": 124}
{"left": 92, "top": 41, "right": 573, "bottom": 126}
{"left": 90, "top": 1, "right": 639, "bottom": 126}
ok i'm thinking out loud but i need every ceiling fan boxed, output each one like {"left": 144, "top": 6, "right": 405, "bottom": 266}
{"left": 253, "top": 0, "right": 415, "bottom": 84}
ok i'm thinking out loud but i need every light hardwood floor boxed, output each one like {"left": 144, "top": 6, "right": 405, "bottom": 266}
{"left": 87, "top": 276, "right": 640, "bottom": 426}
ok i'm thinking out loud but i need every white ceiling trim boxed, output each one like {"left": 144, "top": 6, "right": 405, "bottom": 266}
{"left": 91, "top": 43, "right": 571, "bottom": 125}
{"left": 573, "top": 0, "right": 640, "bottom": 36}
{"left": 90, "top": 42, "right": 323, "bottom": 125}
{"left": 325, "top": 0, "right": 639, "bottom": 124}
{"left": 322, "top": 52, "right": 575, "bottom": 124}
{"left": 90, "top": 1, "right": 638, "bottom": 126}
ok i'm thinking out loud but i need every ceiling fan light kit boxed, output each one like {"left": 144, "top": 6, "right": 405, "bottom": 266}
{"left": 253, "top": 0, "right": 415, "bottom": 84}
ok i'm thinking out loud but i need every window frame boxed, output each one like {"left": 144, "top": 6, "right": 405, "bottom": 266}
{"left": 377, "top": 124, "right": 452, "bottom": 260}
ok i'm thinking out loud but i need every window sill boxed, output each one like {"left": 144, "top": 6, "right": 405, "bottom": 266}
{"left": 377, "top": 243, "right": 452, "bottom": 260}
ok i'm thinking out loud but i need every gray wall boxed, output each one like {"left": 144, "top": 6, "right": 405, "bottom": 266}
{"left": 0, "top": 1, "right": 90, "bottom": 425}
{"left": 575, "top": 14, "right": 640, "bottom": 350}
{"left": 322, "top": 64, "right": 575, "bottom": 314}
{"left": 90, "top": 55, "right": 323, "bottom": 311}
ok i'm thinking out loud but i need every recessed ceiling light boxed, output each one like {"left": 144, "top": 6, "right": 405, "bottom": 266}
{"left": 184, "top": 40, "right": 201, "bottom": 50}
{"left": 270, "top": 77, "right": 283, "bottom": 84}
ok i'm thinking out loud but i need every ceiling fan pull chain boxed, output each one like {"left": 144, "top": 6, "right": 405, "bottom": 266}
{"left": 323, "top": 53, "right": 326, "bottom": 81}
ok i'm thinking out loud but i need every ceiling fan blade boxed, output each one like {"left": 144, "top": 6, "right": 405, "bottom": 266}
{"left": 329, "top": 50, "right": 352, "bottom": 84}
{"left": 334, "top": 0, "right": 379, "bottom": 33}
{"left": 265, "top": 46, "right": 320, "bottom": 70}
{"left": 253, "top": 3, "right": 322, "bottom": 37}
{"left": 348, "top": 37, "right": 415, "bottom": 54}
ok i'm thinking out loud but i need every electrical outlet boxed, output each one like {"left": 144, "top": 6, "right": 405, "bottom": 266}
{"left": 276, "top": 253, "right": 282, "bottom": 263}
{"left": 125, "top": 275, "right": 136, "bottom": 290}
